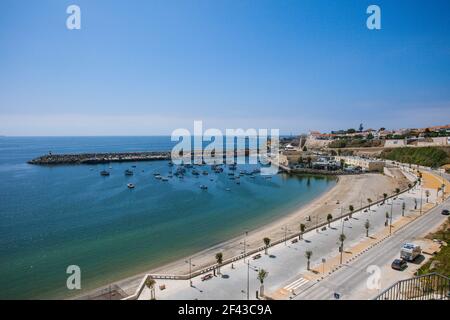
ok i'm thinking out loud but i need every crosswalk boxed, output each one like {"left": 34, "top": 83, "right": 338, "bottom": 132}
{"left": 283, "top": 277, "right": 309, "bottom": 292}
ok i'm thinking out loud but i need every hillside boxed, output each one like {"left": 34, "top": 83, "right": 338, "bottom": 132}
{"left": 380, "top": 147, "right": 450, "bottom": 168}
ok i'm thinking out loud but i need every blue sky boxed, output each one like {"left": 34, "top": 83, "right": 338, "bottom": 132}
{"left": 0, "top": 0, "right": 449, "bottom": 136}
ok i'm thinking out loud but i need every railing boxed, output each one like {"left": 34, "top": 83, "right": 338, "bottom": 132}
{"left": 374, "top": 273, "right": 449, "bottom": 300}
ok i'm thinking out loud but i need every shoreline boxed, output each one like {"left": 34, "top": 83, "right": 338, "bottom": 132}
{"left": 78, "top": 170, "right": 409, "bottom": 299}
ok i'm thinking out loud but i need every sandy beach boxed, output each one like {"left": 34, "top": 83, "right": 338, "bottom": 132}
{"left": 83, "top": 170, "right": 410, "bottom": 298}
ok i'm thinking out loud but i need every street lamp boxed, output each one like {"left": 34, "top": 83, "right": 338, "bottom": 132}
{"left": 238, "top": 231, "right": 250, "bottom": 300}
{"left": 185, "top": 258, "right": 195, "bottom": 287}
{"left": 420, "top": 188, "right": 423, "bottom": 215}
{"left": 389, "top": 202, "right": 393, "bottom": 235}
{"left": 282, "top": 225, "right": 290, "bottom": 245}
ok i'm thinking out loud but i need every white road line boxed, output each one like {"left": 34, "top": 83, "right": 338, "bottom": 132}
{"left": 284, "top": 277, "right": 309, "bottom": 291}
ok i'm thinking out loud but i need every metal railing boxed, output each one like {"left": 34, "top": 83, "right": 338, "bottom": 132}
{"left": 374, "top": 273, "right": 449, "bottom": 300}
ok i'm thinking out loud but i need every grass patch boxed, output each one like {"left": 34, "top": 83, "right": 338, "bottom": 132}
{"left": 417, "top": 217, "right": 450, "bottom": 277}
{"left": 380, "top": 147, "right": 450, "bottom": 168}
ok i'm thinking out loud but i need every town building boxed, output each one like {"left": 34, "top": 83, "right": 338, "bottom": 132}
{"left": 334, "top": 156, "right": 385, "bottom": 172}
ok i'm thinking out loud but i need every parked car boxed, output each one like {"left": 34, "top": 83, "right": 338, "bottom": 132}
{"left": 201, "top": 274, "right": 213, "bottom": 281}
{"left": 391, "top": 259, "right": 407, "bottom": 271}
{"left": 252, "top": 254, "right": 262, "bottom": 260}
{"left": 291, "top": 239, "right": 298, "bottom": 244}
{"left": 441, "top": 209, "right": 449, "bottom": 216}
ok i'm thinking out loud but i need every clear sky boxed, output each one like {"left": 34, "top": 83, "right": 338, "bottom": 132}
{"left": 0, "top": 0, "right": 449, "bottom": 136}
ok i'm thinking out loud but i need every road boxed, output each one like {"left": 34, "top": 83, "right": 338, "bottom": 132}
{"left": 293, "top": 197, "right": 449, "bottom": 300}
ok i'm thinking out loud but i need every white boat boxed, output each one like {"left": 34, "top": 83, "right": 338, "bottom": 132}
{"left": 127, "top": 183, "right": 135, "bottom": 189}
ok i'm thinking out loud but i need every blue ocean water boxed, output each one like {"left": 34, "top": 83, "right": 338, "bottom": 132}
{"left": 0, "top": 136, "right": 336, "bottom": 299}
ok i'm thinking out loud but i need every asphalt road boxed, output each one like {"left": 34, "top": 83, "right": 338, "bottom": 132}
{"left": 294, "top": 196, "right": 450, "bottom": 300}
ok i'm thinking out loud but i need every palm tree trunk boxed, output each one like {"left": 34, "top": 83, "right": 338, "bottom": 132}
{"left": 307, "top": 260, "right": 310, "bottom": 270}
{"left": 260, "top": 285, "right": 265, "bottom": 297}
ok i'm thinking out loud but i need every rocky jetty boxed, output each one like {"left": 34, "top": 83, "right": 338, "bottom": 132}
{"left": 28, "top": 152, "right": 171, "bottom": 165}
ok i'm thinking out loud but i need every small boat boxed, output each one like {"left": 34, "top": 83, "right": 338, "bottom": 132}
{"left": 200, "top": 185, "right": 208, "bottom": 190}
{"left": 100, "top": 170, "right": 110, "bottom": 176}
{"left": 236, "top": 181, "right": 240, "bottom": 185}
{"left": 109, "top": 166, "right": 112, "bottom": 169}
{"left": 202, "top": 171, "right": 208, "bottom": 175}
{"left": 153, "top": 173, "right": 160, "bottom": 176}
{"left": 225, "top": 188, "right": 231, "bottom": 191}
{"left": 127, "top": 183, "right": 135, "bottom": 189}
{"left": 161, "top": 177, "right": 169, "bottom": 182}
{"left": 155, "top": 175, "right": 162, "bottom": 180}
{"left": 132, "top": 165, "right": 137, "bottom": 168}
{"left": 124, "top": 169, "right": 134, "bottom": 176}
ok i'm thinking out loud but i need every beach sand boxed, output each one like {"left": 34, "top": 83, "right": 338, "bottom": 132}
{"left": 81, "top": 170, "right": 410, "bottom": 298}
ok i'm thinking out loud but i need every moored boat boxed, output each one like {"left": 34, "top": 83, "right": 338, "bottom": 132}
{"left": 100, "top": 170, "right": 110, "bottom": 176}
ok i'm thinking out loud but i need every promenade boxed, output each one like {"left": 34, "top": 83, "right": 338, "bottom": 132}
{"left": 135, "top": 168, "right": 446, "bottom": 300}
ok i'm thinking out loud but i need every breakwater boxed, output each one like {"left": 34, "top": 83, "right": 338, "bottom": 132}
{"left": 28, "top": 152, "right": 172, "bottom": 165}
{"left": 28, "top": 150, "right": 254, "bottom": 165}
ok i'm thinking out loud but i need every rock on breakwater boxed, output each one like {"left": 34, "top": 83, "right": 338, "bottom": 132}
{"left": 28, "top": 152, "right": 172, "bottom": 165}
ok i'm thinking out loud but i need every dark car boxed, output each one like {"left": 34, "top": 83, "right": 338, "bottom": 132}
{"left": 441, "top": 209, "right": 450, "bottom": 216}
{"left": 391, "top": 259, "right": 407, "bottom": 271}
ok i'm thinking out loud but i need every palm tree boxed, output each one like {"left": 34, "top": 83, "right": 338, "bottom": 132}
{"left": 383, "top": 193, "right": 388, "bottom": 204}
{"left": 365, "top": 219, "right": 370, "bottom": 237}
{"left": 327, "top": 213, "right": 333, "bottom": 227}
{"left": 349, "top": 205, "right": 354, "bottom": 218}
{"left": 263, "top": 237, "right": 271, "bottom": 255}
{"left": 215, "top": 252, "right": 223, "bottom": 275}
{"left": 402, "top": 202, "right": 406, "bottom": 216}
{"left": 425, "top": 190, "right": 430, "bottom": 203}
{"left": 367, "top": 198, "right": 372, "bottom": 210}
{"left": 305, "top": 250, "right": 313, "bottom": 270}
{"left": 395, "top": 188, "right": 400, "bottom": 195}
{"left": 339, "top": 233, "right": 346, "bottom": 264}
{"left": 145, "top": 277, "right": 156, "bottom": 300}
{"left": 299, "top": 223, "right": 306, "bottom": 240}
{"left": 257, "top": 269, "right": 268, "bottom": 297}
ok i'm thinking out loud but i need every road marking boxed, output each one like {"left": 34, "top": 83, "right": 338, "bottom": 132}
{"left": 284, "top": 277, "right": 309, "bottom": 291}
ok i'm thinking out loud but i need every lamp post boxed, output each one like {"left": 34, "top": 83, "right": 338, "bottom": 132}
{"left": 389, "top": 202, "right": 393, "bottom": 235}
{"left": 185, "top": 258, "right": 195, "bottom": 287}
{"left": 420, "top": 188, "right": 423, "bottom": 215}
{"left": 239, "top": 231, "right": 250, "bottom": 300}
{"left": 246, "top": 260, "right": 250, "bottom": 300}
{"left": 282, "top": 225, "right": 289, "bottom": 245}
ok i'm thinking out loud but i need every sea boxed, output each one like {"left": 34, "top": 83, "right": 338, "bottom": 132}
{"left": 0, "top": 136, "right": 336, "bottom": 299}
